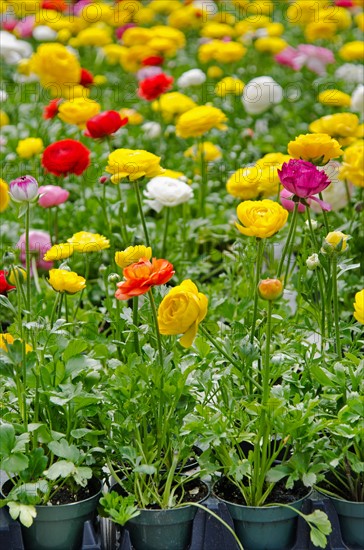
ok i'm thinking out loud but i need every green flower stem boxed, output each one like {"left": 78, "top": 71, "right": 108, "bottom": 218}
{"left": 319, "top": 192, "right": 330, "bottom": 234}
{"left": 133, "top": 180, "right": 150, "bottom": 247}
{"left": 316, "top": 268, "right": 326, "bottom": 354}
{"left": 116, "top": 184, "right": 129, "bottom": 246}
{"left": 31, "top": 256, "right": 41, "bottom": 294}
{"left": 250, "top": 238, "right": 265, "bottom": 345}
{"left": 331, "top": 256, "right": 342, "bottom": 358}
{"left": 252, "top": 299, "right": 273, "bottom": 505}
{"left": 54, "top": 206, "right": 59, "bottom": 243}
{"left": 199, "top": 138, "right": 208, "bottom": 218}
{"left": 277, "top": 202, "right": 299, "bottom": 278}
{"left": 148, "top": 289, "right": 163, "bottom": 369}
{"left": 161, "top": 206, "right": 170, "bottom": 258}
{"left": 101, "top": 182, "right": 112, "bottom": 241}
{"left": 132, "top": 296, "right": 140, "bottom": 355}
{"left": 200, "top": 325, "right": 261, "bottom": 391}
{"left": 49, "top": 292, "right": 61, "bottom": 327}
{"left": 283, "top": 204, "right": 299, "bottom": 286}
{"left": 64, "top": 294, "right": 69, "bottom": 324}
{"left": 25, "top": 203, "right": 31, "bottom": 322}
{"left": 306, "top": 207, "right": 319, "bottom": 251}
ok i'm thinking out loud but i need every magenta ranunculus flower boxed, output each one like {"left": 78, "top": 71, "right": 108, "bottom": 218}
{"left": 9, "top": 175, "right": 39, "bottom": 203}
{"left": 278, "top": 159, "right": 332, "bottom": 211}
{"left": 275, "top": 44, "right": 335, "bottom": 76}
{"left": 38, "top": 185, "right": 70, "bottom": 208}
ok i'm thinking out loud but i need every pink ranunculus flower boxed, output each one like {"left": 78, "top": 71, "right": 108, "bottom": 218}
{"left": 275, "top": 45, "right": 335, "bottom": 76}
{"left": 14, "top": 16, "right": 36, "bottom": 38}
{"left": 280, "top": 189, "right": 307, "bottom": 213}
{"left": 115, "top": 23, "right": 136, "bottom": 40}
{"left": 278, "top": 159, "right": 332, "bottom": 211}
{"left": 38, "top": 185, "right": 70, "bottom": 208}
{"left": 17, "top": 230, "right": 53, "bottom": 272}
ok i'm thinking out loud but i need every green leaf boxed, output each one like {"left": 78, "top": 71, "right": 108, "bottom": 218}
{"left": 48, "top": 439, "right": 80, "bottom": 461}
{"left": 45, "top": 460, "right": 75, "bottom": 480}
{"left": 0, "top": 424, "right": 15, "bottom": 456}
{"left": 134, "top": 464, "right": 156, "bottom": 475}
{"left": 63, "top": 340, "right": 88, "bottom": 361}
{"left": 8, "top": 502, "right": 37, "bottom": 527}
{"left": 2, "top": 453, "right": 29, "bottom": 474}
{"left": 302, "top": 472, "right": 316, "bottom": 487}
{"left": 0, "top": 295, "right": 17, "bottom": 315}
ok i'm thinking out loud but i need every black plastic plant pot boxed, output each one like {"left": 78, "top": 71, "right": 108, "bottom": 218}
{"left": 2, "top": 478, "right": 102, "bottom": 550}
{"left": 320, "top": 493, "right": 364, "bottom": 549}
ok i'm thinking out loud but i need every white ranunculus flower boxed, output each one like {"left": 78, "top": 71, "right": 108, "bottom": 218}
{"left": 32, "top": 26, "right": 58, "bottom": 41}
{"left": 0, "top": 31, "right": 33, "bottom": 64}
{"left": 0, "top": 89, "right": 8, "bottom": 102}
{"left": 144, "top": 177, "right": 193, "bottom": 213}
{"left": 142, "top": 122, "right": 162, "bottom": 139}
{"left": 312, "top": 161, "right": 352, "bottom": 213}
{"left": 177, "top": 69, "right": 206, "bottom": 88}
{"left": 242, "top": 76, "right": 283, "bottom": 115}
{"left": 351, "top": 85, "right": 364, "bottom": 118}
{"left": 335, "top": 63, "right": 364, "bottom": 84}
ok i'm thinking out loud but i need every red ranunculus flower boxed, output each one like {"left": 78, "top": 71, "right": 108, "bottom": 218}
{"left": 0, "top": 270, "right": 15, "bottom": 295}
{"left": 41, "top": 0, "right": 66, "bottom": 11}
{"left": 137, "top": 73, "right": 174, "bottom": 102}
{"left": 115, "top": 257, "right": 175, "bottom": 300}
{"left": 43, "top": 98, "right": 62, "bottom": 120}
{"left": 142, "top": 56, "right": 164, "bottom": 67}
{"left": 80, "top": 68, "right": 94, "bottom": 88}
{"left": 42, "top": 139, "right": 91, "bottom": 177}
{"left": 84, "top": 111, "right": 128, "bottom": 139}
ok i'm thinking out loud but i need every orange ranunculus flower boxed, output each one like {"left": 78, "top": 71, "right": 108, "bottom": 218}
{"left": 258, "top": 278, "right": 283, "bottom": 301}
{"left": 115, "top": 257, "right": 175, "bottom": 300}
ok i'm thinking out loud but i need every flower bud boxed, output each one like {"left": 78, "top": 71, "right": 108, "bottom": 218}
{"left": 99, "top": 175, "right": 109, "bottom": 185}
{"left": 7, "top": 266, "right": 27, "bottom": 284}
{"left": 9, "top": 175, "right": 39, "bottom": 203}
{"left": 2, "top": 251, "right": 16, "bottom": 266}
{"left": 321, "top": 231, "right": 350, "bottom": 254}
{"left": 258, "top": 278, "right": 283, "bottom": 301}
{"left": 306, "top": 253, "right": 320, "bottom": 270}
{"left": 108, "top": 273, "right": 120, "bottom": 283}
{"left": 305, "top": 219, "right": 318, "bottom": 230}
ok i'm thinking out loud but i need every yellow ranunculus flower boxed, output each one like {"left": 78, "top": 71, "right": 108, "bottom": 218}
{"left": 103, "top": 44, "right": 126, "bottom": 65}
{"left": 43, "top": 243, "right": 74, "bottom": 262}
{"left": 0, "top": 333, "right": 32, "bottom": 353}
{"left": 71, "top": 25, "right": 112, "bottom": 47}
{"left": 322, "top": 231, "right": 350, "bottom": 254}
{"left": 288, "top": 134, "right": 343, "bottom": 165}
{"left": 67, "top": 232, "right": 110, "bottom": 253}
{"left": 119, "top": 108, "right": 144, "bottom": 125}
{"left": 340, "top": 140, "right": 364, "bottom": 187}
{"left": 0, "top": 110, "right": 9, "bottom": 127}
{"left": 7, "top": 267, "right": 26, "bottom": 285}
{"left": 198, "top": 40, "right": 246, "bottom": 64}
{"left": 152, "top": 92, "right": 197, "bottom": 123}
{"left": 158, "top": 279, "right": 208, "bottom": 348}
{"left": 0, "top": 179, "right": 9, "bottom": 212}
{"left": 115, "top": 246, "right": 152, "bottom": 269}
{"left": 309, "top": 113, "right": 363, "bottom": 146}
{"left": 353, "top": 289, "right": 364, "bottom": 324}
{"left": 305, "top": 21, "right": 337, "bottom": 42}
{"left": 119, "top": 44, "right": 157, "bottom": 73}
{"left": 168, "top": 6, "right": 202, "bottom": 30}
{"left": 106, "top": 149, "right": 164, "bottom": 183}
{"left": 258, "top": 278, "right": 283, "bottom": 301}
{"left": 16, "top": 138, "right": 44, "bottom": 159}
{"left": 61, "top": 85, "right": 90, "bottom": 100}
{"left": 184, "top": 142, "right": 222, "bottom": 162}
{"left": 122, "top": 27, "right": 154, "bottom": 46}
{"left": 215, "top": 77, "right": 244, "bottom": 98}
{"left": 201, "top": 22, "right": 236, "bottom": 39}
{"left": 151, "top": 26, "right": 186, "bottom": 50}
{"left": 339, "top": 41, "right": 364, "bottom": 61}
{"left": 29, "top": 43, "right": 81, "bottom": 96}
{"left": 58, "top": 98, "right": 100, "bottom": 129}
{"left": 236, "top": 199, "right": 288, "bottom": 238}
{"left": 254, "top": 37, "right": 288, "bottom": 55}
{"left": 207, "top": 66, "right": 224, "bottom": 79}
{"left": 176, "top": 106, "right": 227, "bottom": 139}
{"left": 355, "top": 13, "right": 364, "bottom": 32}
{"left": 162, "top": 169, "right": 187, "bottom": 181}
{"left": 48, "top": 269, "right": 86, "bottom": 294}
{"left": 318, "top": 90, "right": 352, "bottom": 107}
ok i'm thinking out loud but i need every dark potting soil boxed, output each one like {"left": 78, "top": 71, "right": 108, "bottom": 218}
{"left": 48, "top": 478, "right": 100, "bottom": 505}
{"left": 318, "top": 472, "right": 364, "bottom": 502}
{"left": 2, "top": 477, "right": 100, "bottom": 506}
{"left": 214, "top": 477, "right": 309, "bottom": 506}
